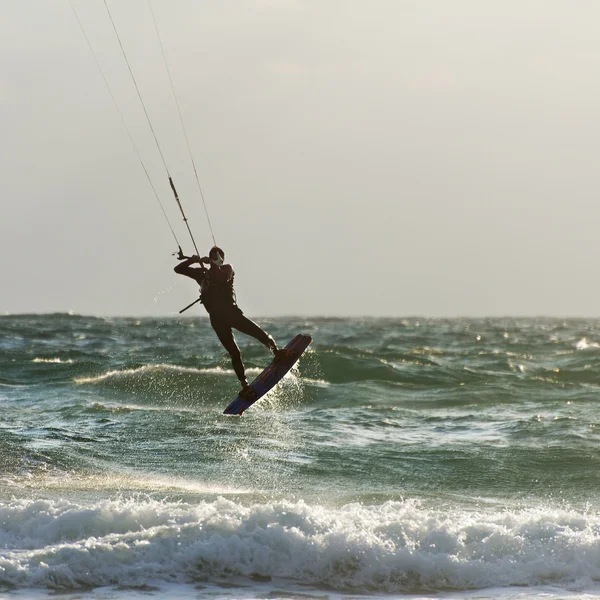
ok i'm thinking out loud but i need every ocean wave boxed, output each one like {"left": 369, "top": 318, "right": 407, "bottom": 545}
{"left": 576, "top": 338, "right": 600, "bottom": 351}
{"left": 70, "top": 363, "right": 306, "bottom": 408}
{"left": 0, "top": 498, "right": 599, "bottom": 592}
{"left": 0, "top": 382, "right": 32, "bottom": 388}
{"left": 18, "top": 472, "right": 253, "bottom": 496}
{"left": 73, "top": 363, "right": 260, "bottom": 384}
{"left": 32, "top": 358, "right": 75, "bottom": 364}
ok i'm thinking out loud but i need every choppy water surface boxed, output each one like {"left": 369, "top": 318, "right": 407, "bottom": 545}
{"left": 1, "top": 315, "right": 600, "bottom": 599}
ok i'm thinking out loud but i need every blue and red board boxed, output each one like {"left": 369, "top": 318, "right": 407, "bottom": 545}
{"left": 223, "top": 334, "right": 312, "bottom": 415}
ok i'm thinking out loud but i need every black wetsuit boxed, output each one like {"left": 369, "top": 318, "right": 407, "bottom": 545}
{"left": 175, "top": 260, "right": 275, "bottom": 384}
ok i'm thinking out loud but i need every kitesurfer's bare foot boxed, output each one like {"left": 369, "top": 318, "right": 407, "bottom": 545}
{"left": 240, "top": 383, "right": 257, "bottom": 400}
{"left": 271, "top": 348, "right": 287, "bottom": 363}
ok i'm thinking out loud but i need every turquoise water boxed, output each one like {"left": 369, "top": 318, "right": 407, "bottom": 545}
{"left": 1, "top": 314, "right": 600, "bottom": 598}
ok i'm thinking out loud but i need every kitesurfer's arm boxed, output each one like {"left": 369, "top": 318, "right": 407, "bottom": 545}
{"left": 174, "top": 255, "right": 207, "bottom": 281}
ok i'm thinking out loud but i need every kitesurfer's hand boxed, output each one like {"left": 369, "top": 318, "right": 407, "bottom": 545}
{"left": 200, "top": 256, "right": 211, "bottom": 265}
{"left": 189, "top": 255, "right": 201, "bottom": 264}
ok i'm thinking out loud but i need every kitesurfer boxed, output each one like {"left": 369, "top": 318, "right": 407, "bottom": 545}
{"left": 175, "top": 246, "right": 281, "bottom": 396}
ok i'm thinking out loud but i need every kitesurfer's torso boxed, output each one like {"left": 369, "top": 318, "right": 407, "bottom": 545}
{"left": 193, "top": 265, "right": 238, "bottom": 316}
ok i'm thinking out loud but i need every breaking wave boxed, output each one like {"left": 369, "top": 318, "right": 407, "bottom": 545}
{"left": 1, "top": 497, "right": 599, "bottom": 592}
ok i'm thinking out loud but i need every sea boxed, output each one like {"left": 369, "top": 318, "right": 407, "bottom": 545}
{"left": 1, "top": 314, "right": 600, "bottom": 600}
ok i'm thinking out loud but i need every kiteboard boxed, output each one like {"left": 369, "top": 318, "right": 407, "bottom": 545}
{"left": 223, "top": 334, "right": 312, "bottom": 415}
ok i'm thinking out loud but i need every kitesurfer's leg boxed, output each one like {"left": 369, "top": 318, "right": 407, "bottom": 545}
{"left": 210, "top": 315, "right": 248, "bottom": 386}
{"left": 231, "top": 312, "right": 279, "bottom": 354}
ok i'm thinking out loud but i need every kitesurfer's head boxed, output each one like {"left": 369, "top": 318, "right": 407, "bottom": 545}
{"left": 209, "top": 246, "right": 225, "bottom": 267}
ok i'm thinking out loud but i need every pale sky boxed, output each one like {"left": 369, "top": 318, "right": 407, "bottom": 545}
{"left": 2, "top": 1, "right": 600, "bottom": 317}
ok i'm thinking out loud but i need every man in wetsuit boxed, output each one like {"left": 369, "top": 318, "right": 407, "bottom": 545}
{"left": 174, "top": 246, "right": 280, "bottom": 395}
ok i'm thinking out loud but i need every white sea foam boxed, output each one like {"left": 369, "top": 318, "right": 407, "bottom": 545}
{"left": 303, "top": 377, "right": 330, "bottom": 386}
{"left": 74, "top": 364, "right": 263, "bottom": 384}
{"left": 1, "top": 498, "right": 600, "bottom": 593}
{"left": 32, "top": 357, "right": 75, "bottom": 364}
{"left": 576, "top": 338, "right": 600, "bottom": 350}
